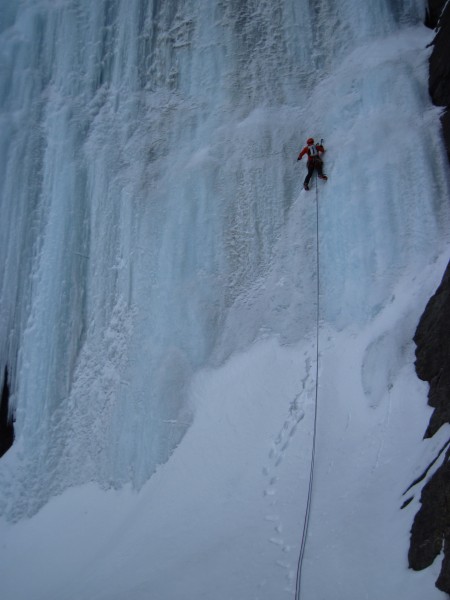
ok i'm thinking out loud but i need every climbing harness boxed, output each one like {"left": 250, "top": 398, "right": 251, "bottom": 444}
{"left": 294, "top": 175, "right": 321, "bottom": 600}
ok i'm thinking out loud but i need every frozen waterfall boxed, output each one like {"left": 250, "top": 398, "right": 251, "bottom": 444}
{"left": 1, "top": 0, "right": 450, "bottom": 598}
{"left": 0, "top": 0, "right": 446, "bottom": 507}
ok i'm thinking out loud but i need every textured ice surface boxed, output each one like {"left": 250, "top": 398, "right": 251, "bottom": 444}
{"left": 0, "top": 0, "right": 448, "bottom": 522}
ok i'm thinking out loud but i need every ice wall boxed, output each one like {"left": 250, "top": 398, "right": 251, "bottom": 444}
{"left": 0, "top": 0, "right": 448, "bottom": 519}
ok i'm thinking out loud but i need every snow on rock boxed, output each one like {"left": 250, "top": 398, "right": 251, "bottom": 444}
{"left": 428, "top": 0, "right": 450, "bottom": 161}
{"left": 409, "top": 261, "right": 450, "bottom": 593}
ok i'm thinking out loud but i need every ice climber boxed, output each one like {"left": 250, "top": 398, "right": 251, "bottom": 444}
{"left": 297, "top": 137, "right": 328, "bottom": 191}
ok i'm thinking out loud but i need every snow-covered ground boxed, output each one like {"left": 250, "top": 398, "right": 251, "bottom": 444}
{"left": 1, "top": 0, "right": 450, "bottom": 598}
{"left": 1, "top": 256, "right": 449, "bottom": 600}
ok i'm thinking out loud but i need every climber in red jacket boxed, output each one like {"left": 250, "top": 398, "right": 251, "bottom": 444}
{"left": 297, "top": 138, "right": 328, "bottom": 191}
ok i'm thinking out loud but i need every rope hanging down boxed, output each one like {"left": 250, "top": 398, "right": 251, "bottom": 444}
{"left": 294, "top": 175, "right": 321, "bottom": 600}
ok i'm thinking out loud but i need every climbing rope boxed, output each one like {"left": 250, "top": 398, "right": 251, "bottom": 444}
{"left": 294, "top": 175, "right": 321, "bottom": 600}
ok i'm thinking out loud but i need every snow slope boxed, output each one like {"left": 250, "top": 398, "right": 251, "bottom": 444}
{"left": 1, "top": 261, "right": 449, "bottom": 600}
{"left": 0, "top": 0, "right": 449, "bottom": 598}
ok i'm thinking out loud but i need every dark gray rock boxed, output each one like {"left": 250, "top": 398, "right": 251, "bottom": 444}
{"left": 409, "top": 264, "right": 450, "bottom": 592}
{"left": 426, "top": 0, "right": 447, "bottom": 27}
{"left": 414, "top": 263, "right": 450, "bottom": 438}
{"left": 408, "top": 446, "right": 450, "bottom": 575}
{"left": 428, "top": 0, "right": 450, "bottom": 162}
{"left": 408, "top": 3, "right": 450, "bottom": 593}
{"left": 0, "top": 368, "right": 14, "bottom": 458}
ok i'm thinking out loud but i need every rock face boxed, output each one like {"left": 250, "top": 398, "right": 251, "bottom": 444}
{"left": 408, "top": 2, "right": 450, "bottom": 592}
{"left": 428, "top": 0, "right": 450, "bottom": 161}
{"left": 415, "top": 263, "right": 450, "bottom": 439}
{"left": 409, "top": 263, "right": 450, "bottom": 593}
{"left": 0, "top": 368, "right": 14, "bottom": 458}
{"left": 408, "top": 444, "right": 450, "bottom": 591}
{"left": 426, "top": 0, "right": 448, "bottom": 26}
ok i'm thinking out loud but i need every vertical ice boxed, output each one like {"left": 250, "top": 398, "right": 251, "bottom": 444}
{"left": 0, "top": 0, "right": 448, "bottom": 518}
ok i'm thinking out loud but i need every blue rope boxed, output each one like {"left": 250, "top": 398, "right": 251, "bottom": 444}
{"left": 295, "top": 175, "right": 320, "bottom": 599}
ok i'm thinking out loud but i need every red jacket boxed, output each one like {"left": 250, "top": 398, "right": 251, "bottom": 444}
{"left": 298, "top": 144, "right": 325, "bottom": 162}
